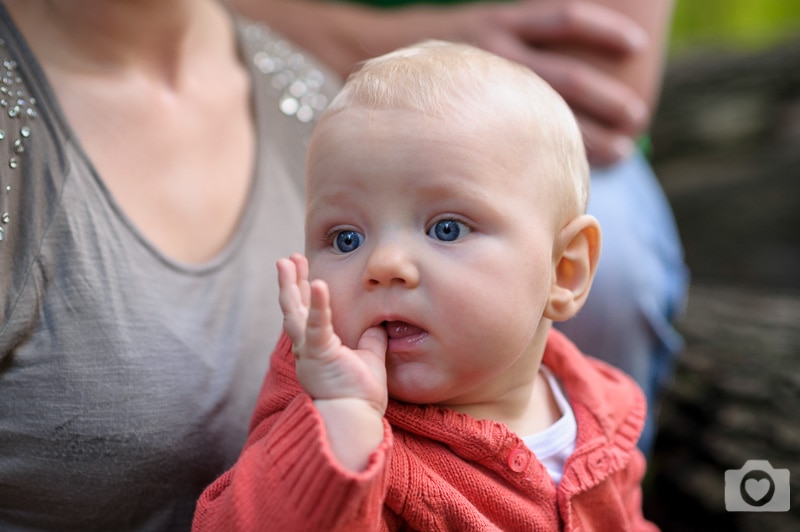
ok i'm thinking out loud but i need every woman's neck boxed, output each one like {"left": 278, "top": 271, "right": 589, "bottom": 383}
{"left": 3, "top": 0, "right": 228, "bottom": 86}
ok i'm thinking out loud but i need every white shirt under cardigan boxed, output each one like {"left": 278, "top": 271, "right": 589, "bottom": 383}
{"left": 522, "top": 365, "right": 578, "bottom": 484}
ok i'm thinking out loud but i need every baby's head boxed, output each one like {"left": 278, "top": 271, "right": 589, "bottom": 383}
{"left": 304, "top": 41, "right": 600, "bottom": 408}
{"left": 315, "top": 40, "right": 590, "bottom": 226}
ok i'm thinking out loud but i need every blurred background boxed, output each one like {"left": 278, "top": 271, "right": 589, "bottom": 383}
{"left": 644, "top": 1, "right": 800, "bottom": 530}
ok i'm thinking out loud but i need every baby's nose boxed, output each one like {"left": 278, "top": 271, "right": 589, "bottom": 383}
{"left": 363, "top": 242, "right": 420, "bottom": 289}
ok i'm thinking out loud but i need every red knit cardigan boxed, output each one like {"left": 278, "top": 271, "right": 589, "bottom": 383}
{"left": 194, "top": 329, "right": 658, "bottom": 531}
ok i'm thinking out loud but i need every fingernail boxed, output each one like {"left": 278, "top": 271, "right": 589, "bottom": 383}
{"left": 612, "top": 137, "right": 635, "bottom": 159}
{"left": 628, "top": 101, "right": 649, "bottom": 127}
{"left": 627, "top": 28, "right": 648, "bottom": 50}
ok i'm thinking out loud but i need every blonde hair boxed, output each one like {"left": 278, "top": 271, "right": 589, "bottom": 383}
{"left": 322, "top": 40, "right": 590, "bottom": 220}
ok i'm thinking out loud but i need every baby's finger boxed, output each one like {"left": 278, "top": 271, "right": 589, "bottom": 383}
{"left": 277, "top": 258, "right": 300, "bottom": 310}
{"left": 289, "top": 253, "right": 311, "bottom": 307}
{"left": 304, "top": 279, "right": 338, "bottom": 355}
{"left": 277, "top": 258, "right": 308, "bottom": 342}
{"left": 276, "top": 257, "right": 296, "bottom": 287}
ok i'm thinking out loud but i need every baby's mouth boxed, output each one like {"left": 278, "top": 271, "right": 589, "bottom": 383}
{"left": 383, "top": 320, "right": 426, "bottom": 339}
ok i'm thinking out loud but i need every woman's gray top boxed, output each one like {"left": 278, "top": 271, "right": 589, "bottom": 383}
{"left": 0, "top": 5, "right": 340, "bottom": 530}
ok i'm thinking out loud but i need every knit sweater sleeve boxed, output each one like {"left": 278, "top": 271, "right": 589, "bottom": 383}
{"left": 193, "top": 334, "right": 393, "bottom": 531}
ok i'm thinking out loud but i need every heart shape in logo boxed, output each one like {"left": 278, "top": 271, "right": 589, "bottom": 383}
{"left": 744, "top": 478, "right": 771, "bottom": 502}
{"left": 739, "top": 470, "right": 775, "bottom": 507}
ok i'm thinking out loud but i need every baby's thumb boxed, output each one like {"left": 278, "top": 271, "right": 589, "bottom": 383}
{"left": 358, "top": 325, "right": 388, "bottom": 360}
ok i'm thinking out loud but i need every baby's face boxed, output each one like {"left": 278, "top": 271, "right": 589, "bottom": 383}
{"left": 305, "top": 107, "right": 562, "bottom": 407}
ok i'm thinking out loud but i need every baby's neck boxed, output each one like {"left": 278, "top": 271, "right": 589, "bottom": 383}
{"left": 448, "top": 368, "right": 561, "bottom": 435}
{"left": 504, "top": 368, "right": 561, "bottom": 435}
{"left": 522, "top": 368, "right": 562, "bottom": 434}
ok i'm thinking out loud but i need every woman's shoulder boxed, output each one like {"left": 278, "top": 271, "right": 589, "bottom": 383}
{"left": 236, "top": 16, "right": 342, "bottom": 134}
{"left": 234, "top": 15, "right": 342, "bottom": 193}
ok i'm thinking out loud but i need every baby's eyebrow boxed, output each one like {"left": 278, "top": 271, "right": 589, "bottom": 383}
{"left": 305, "top": 192, "right": 357, "bottom": 228}
{"left": 415, "top": 179, "right": 495, "bottom": 206}
{"left": 307, "top": 189, "right": 355, "bottom": 213}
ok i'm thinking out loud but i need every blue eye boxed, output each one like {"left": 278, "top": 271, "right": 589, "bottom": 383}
{"left": 428, "top": 219, "right": 470, "bottom": 242}
{"left": 333, "top": 230, "right": 364, "bottom": 253}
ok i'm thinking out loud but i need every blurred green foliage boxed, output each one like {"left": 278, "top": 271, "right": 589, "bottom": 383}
{"left": 670, "top": 0, "right": 800, "bottom": 54}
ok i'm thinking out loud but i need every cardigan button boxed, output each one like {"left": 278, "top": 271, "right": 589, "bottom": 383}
{"left": 589, "top": 450, "right": 610, "bottom": 474}
{"left": 507, "top": 448, "right": 530, "bottom": 472}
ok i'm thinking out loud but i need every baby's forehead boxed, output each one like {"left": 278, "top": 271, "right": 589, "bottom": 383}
{"left": 311, "top": 106, "right": 559, "bottom": 189}
{"left": 309, "top": 42, "right": 588, "bottom": 216}
{"left": 318, "top": 98, "right": 532, "bottom": 146}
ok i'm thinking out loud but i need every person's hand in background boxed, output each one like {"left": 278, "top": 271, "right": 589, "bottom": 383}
{"left": 229, "top": 0, "right": 673, "bottom": 166}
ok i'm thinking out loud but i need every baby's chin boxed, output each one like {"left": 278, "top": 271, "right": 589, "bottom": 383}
{"left": 386, "top": 366, "right": 451, "bottom": 406}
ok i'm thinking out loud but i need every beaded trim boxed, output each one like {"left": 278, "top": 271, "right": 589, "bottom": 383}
{"left": 0, "top": 37, "right": 37, "bottom": 244}
{"left": 243, "top": 23, "right": 329, "bottom": 124}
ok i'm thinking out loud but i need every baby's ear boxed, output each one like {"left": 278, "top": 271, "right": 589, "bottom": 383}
{"left": 545, "top": 215, "right": 601, "bottom": 322}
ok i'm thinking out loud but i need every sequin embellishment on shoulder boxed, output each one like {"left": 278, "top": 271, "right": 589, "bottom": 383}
{"left": 0, "top": 38, "right": 37, "bottom": 244}
{"left": 242, "top": 22, "right": 330, "bottom": 124}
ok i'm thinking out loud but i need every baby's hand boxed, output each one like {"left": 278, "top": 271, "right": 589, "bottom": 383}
{"left": 277, "top": 254, "right": 389, "bottom": 418}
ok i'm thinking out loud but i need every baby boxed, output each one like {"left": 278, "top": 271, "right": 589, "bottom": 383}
{"left": 195, "top": 41, "right": 656, "bottom": 531}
